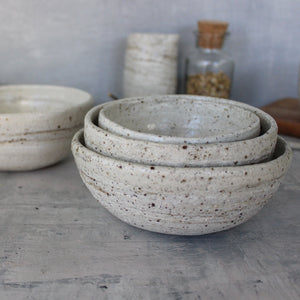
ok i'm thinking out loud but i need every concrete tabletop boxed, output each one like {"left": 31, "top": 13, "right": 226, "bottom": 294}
{"left": 0, "top": 150, "right": 299, "bottom": 300}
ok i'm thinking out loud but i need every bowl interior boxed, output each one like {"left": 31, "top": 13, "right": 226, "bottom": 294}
{"left": 98, "top": 96, "right": 260, "bottom": 143}
{"left": 0, "top": 99, "right": 69, "bottom": 114}
{"left": 0, "top": 85, "right": 92, "bottom": 114}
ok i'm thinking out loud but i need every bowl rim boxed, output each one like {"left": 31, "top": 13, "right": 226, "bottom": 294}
{"left": 73, "top": 128, "right": 292, "bottom": 177}
{"left": 98, "top": 95, "right": 261, "bottom": 144}
{"left": 86, "top": 102, "right": 276, "bottom": 145}
{"left": 0, "top": 84, "right": 93, "bottom": 118}
{"left": 85, "top": 104, "right": 278, "bottom": 167}
{"left": 84, "top": 101, "right": 278, "bottom": 167}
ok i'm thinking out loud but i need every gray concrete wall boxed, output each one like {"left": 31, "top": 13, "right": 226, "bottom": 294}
{"left": 0, "top": 0, "right": 299, "bottom": 106}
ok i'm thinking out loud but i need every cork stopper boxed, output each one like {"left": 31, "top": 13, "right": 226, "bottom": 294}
{"left": 197, "top": 20, "right": 229, "bottom": 49}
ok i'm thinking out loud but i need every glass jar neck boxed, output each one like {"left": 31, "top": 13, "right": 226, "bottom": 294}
{"left": 197, "top": 46, "right": 222, "bottom": 53}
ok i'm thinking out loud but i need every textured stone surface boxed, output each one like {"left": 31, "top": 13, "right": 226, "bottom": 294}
{"left": 0, "top": 148, "right": 299, "bottom": 299}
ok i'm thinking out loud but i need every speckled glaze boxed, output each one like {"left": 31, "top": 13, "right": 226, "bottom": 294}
{"left": 0, "top": 135, "right": 74, "bottom": 171}
{"left": 86, "top": 100, "right": 277, "bottom": 167}
{"left": 0, "top": 85, "right": 93, "bottom": 137}
{"left": 123, "top": 34, "right": 179, "bottom": 98}
{"left": 72, "top": 129, "right": 292, "bottom": 235}
{"left": 98, "top": 96, "right": 261, "bottom": 144}
{"left": 0, "top": 85, "right": 93, "bottom": 171}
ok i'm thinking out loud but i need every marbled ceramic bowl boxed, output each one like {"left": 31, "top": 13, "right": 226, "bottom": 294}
{"left": 98, "top": 96, "right": 261, "bottom": 144}
{"left": 85, "top": 103, "right": 277, "bottom": 167}
{"left": 0, "top": 85, "right": 93, "bottom": 171}
{"left": 72, "top": 129, "right": 292, "bottom": 235}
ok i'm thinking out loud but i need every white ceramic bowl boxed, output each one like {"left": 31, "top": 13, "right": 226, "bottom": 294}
{"left": 0, "top": 85, "right": 93, "bottom": 171}
{"left": 0, "top": 136, "right": 75, "bottom": 171}
{"left": 0, "top": 85, "right": 93, "bottom": 139}
{"left": 98, "top": 96, "right": 261, "bottom": 144}
{"left": 72, "top": 129, "right": 292, "bottom": 235}
{"left": 85, "top": 101, "right": 277, "bottom": 167}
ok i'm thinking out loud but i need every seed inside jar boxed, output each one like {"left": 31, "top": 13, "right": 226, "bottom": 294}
{"left": 187, "top": 71, "right": 231, "bottom": 98}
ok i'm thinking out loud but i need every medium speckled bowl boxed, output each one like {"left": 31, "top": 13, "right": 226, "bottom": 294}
{"left": 0, "top": 85, "right": 93, "bottom": 171}
{"left": 72, "top": 129, "right": 292, "bottom": 235}
{"left": 98, "top": 96, "right": 261, "bottom": 144}
{"left": 85, "top": 102, "right": 277, "bottom": 167}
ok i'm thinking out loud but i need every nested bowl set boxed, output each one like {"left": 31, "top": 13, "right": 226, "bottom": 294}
{"left": 0, "top": 88, "right": 291, "bottom": 235}
{"left": 71, "top": 95, "right": 292, "bottom": 235}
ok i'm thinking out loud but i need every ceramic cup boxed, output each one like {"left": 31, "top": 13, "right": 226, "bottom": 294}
{"left": 122, "top": 33, "right": 179, "bottom": 97}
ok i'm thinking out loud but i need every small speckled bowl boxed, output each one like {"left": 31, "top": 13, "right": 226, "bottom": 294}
{"left": 0, "top": 85, "right": 93, "bottom": 171}
{"left": 98, "top": 96, "right": 261, "bottom": 144}
{"left": 85, "top": 102, "right": 277, "bottom": 167}
{"left": 72, "top": 129, "right": 292, "bottom": 235}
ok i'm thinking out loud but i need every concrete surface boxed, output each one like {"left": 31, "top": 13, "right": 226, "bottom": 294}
{"left": 0, "top": 149, "right": 299, "bottom": 299}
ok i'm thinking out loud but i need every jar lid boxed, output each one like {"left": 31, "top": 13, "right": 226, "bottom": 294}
{"left": 197, "top": 20, "right": 229, "bottom": 49}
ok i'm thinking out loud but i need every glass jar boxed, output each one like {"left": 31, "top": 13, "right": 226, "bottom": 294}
{"left": 185, "top": 20, "right": 234, "bottom": 99}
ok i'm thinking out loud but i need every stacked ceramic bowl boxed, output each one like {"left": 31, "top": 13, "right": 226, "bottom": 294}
{"left": 0, "top": 85, "right": 93, "bottom": 171}
{"left": 72, "top": 95, "right": 292, "bottom": 235}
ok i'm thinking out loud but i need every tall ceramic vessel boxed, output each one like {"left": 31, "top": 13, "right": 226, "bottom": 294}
{"left": 122, "top": 33, "right": 179, "bottom": 97}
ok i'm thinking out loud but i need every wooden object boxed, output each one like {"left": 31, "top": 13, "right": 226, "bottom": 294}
{"left": 261, "top": 98, "right": 300, "bottom": 138}
{"left": 197, "top": 20, "right": 228, "bottom": 49}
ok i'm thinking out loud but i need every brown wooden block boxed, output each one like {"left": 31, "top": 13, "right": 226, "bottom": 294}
{"left": 261, "top": 98, "right": 300, "bottom": 138}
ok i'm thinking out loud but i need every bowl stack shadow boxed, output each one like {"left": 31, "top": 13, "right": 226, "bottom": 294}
{"left": 72, "top": 95, "right": 292, "bottom": 236}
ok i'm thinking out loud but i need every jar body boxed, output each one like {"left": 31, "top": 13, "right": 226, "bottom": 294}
{"left": 185, "top": 48, "right": 234, "bottom": 98}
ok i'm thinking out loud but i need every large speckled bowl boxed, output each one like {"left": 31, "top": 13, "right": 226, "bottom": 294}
{"left": 72, "top": 129, "right": 292, "bottom": 235}
{"left": 85, "top": 102, "right": 277, "bottom": 167}
{"left": 98, "top": 96, "right": 261, "bottom": 144}
{"left": 0, "top": 85, "right": 93, "bottom": 171}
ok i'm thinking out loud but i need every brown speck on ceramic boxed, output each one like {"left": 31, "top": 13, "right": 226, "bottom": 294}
{"left": 74, "top": 112, "right": 291, "bottom": 235}
{"left": 85, "top": 97, "right": 278, "bottom": 167}
{"left": 98, "top": 95, "right": 260, "bottom": 144}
